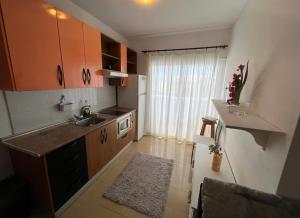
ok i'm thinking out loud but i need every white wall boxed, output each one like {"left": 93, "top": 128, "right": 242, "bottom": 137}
{"left": 128, "top": 28, "right": 231, "bottom": 51}
{"left": 128, "top": 28, "right": 232, "bottom": 75}
{"left": 5, "top": 80, "right": 116, "bottom": 134}
{"left": 224, "top": 0, "right": 300, "bottom": 196}
{"left": 277, "top": 116, "right": 300, "bottom": 199}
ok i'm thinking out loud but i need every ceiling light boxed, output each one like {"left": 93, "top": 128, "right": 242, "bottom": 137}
{"left": 56, "top": 11, "right": 68, "bottom": 20}
{"left": 45, "top": 5, "right": 68, "bottom": 20}
{"left": 47, "top": 8, "right": 57, "bottom": 17}
{"left": 134, "top": 0, "right": 157, "bottom": 6}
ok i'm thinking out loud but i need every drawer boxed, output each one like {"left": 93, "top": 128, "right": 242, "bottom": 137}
{"left": 47, "top": 137, "right": 85, "bottom": 166}
{"left": 117, "top": 129, "right": 132, "bottom": 149}
{"left": 48, "top": 161, "right": 88, "bottom": 210}
{"left": 46, "top": 137, "right": 88, "bottom": 211}
{"left": 49, "top": 164, "right": 87, "bottom": 192}
{"left": 50, "top": 174, "right": 87, "bottom": 211}
{"left": 48, "top": 154, "right": 86, "bottom": 177}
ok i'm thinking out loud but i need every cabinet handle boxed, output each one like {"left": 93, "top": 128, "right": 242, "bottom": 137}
{"left": 68, "top": 166, "right": 81, "bottom": 175}
{"left": 104, "top": 128, "right": 107, "bottom": 143}
{"left": 57, "top": 65, "right": 64, "bottom": 86}
{"left": 82, "top": 68, "right": 87, "bottom": 84}
{"left": 68, "top": 153, "right": 80, "bottom": 163}
{"left": 100, "top": 129, "right": 104, "bottom": 144}
{"left": 87, "top": 69, "right": 91, "bottom": 84}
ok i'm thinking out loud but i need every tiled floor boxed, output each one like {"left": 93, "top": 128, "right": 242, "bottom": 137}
{"left": 58, "top": 136, "right": 193, "bottom": 218}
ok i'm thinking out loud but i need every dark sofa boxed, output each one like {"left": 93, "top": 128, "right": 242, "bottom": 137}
{"left": 0, "top": 176, "right": 32, "bottom": 218}
{"left": 199, "top": 177, "right": 300, "bottom": 218}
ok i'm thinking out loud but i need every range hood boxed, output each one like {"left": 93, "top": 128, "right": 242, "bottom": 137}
{"left": 102, "top": 69, "right": 128, "bottom": 78}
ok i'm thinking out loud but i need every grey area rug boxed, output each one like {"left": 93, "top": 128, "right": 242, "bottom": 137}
{"left": 103, "top": 153, "right": 174, "bottom": 218}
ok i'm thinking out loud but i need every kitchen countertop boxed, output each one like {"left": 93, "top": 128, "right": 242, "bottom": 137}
{"left": 1, "top": 107, "right": 135, "bottom": 158}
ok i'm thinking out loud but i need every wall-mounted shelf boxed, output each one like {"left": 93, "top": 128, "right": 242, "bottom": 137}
{"left": 102, "top": 52, "right": 119, "bottom": 60}
{"left": 127, "top": 48, "right": 137, "bottom": 74}
{"left": 127, "top": 61, "right": 136, "bottom": 65}
{"left": 101, "top": 34, "right": 121, "bottom": 71}
{"left": 212, "top": 99, "right": 285, "bottom": 148}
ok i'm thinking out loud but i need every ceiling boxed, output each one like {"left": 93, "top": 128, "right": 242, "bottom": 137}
{"left": 70, "top": 0, "right": 248, "bottom": 38}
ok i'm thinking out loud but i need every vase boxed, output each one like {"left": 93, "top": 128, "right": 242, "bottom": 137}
{"left": 232, "top": 87, "right": 242, "bottom": 105}
{"left": 211, "top": 153, "right": 223, "bottom": 172}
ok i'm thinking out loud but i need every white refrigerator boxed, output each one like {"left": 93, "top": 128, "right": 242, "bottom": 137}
{"left": 118, "top": 74, "right": 147, "bottom": 141}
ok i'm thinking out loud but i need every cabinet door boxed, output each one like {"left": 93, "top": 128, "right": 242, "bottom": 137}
{"left": 85, "top": 122, "right": 117, "bottom": 178}
{"left": 85, "top": 128, "right": 102, "bottom": 178}
{"left": 47, "top": 137, "right": 88, "bottom": 211}
{"left": 117, "top": 129, "right": 133, "bottom": 152}
{"left": 120, "top": 43, "right": 127, "bottom": 73}
{"left": 85, "top": 127, "right": 109, "bottom": 178}
{"left": 83, "top": 24, "right": 103, "bottom": 87}
{"left": 0, "top": 0, "right": 63, "bottom": 90}
{"left": 106, "top": 121, "right": 117, "bottom": 159}
{"left": 58, "top": 16, "right": 86, "bottom": 88}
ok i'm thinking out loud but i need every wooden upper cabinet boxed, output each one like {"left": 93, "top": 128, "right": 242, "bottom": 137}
{"left": 57, "top": 15, "right": 86, "bottom": 89}
{"left": 0, "top": 0, "right": 64, "bottom": 90}
{"left": 120, "top": 43, "right": 127, "bottom": 73}
{"left": 83, "top": 24, "right": 103, "bottom": 88}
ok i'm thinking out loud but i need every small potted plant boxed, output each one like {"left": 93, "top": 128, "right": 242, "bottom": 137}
{"left": 209, "top": 144, "right": 222, "bottom": 172}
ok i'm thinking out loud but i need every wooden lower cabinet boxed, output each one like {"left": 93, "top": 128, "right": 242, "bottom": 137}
{"left": 86, "top": 112, "right": 136, "bottom": 179}
{"left": 46, "top": 137, "right": 88, "bottom": 211}
{"left": 85, "top": 121, "right": 117, "bottom": 178}
{"left": 116, "top": 130, "right": 132, "bottom": 151}
{"left": 9, "top": 137, "right": 89, "bottom": 213}
{"left": 9, "top": 113, "right": 135, "bottom": 214}
{"left": 10, "top": 150, "right": 55, "bottom": 212}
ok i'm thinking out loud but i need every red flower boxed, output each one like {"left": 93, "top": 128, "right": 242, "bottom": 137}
{"left": 238, "top": 65, "right": 245, "bottom": 71}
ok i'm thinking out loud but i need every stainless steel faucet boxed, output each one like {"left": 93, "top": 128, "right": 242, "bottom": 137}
{"left": 80, "top": 105, "right": 91, "bottom": 118}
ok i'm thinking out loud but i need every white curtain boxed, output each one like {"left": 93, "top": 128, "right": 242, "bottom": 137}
{"left": 145, "top": 48, "right": 227, "bottom": 142}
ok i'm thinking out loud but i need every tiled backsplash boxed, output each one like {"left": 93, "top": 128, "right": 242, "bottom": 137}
{"left": 5, "top": 79, "right": 116, "bottom": 134}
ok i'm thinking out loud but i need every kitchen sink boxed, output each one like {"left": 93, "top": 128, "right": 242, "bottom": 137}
{"left": 75, "top": 117, "right": 106, "bottom": 127}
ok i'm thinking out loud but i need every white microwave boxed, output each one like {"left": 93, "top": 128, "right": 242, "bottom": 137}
{"left": 117, "top": 113, "right": 132, "bottom": 138}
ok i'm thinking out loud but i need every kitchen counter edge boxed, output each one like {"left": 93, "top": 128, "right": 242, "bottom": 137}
{"left": 1, "top": 108, "right": 136, "bottom": 158}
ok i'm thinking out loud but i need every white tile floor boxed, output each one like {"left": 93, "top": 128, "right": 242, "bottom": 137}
{"left": 58, "top": 136, "right": 192, "bottom": 218}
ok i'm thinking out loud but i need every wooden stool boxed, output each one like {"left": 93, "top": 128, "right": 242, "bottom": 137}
{"left": 200, "top": 116, "right": 217, "bottom": 138}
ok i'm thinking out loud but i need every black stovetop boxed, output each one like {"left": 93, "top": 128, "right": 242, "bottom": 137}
{"left": 100, "top": 110, "right": 127, "bottom": 116}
